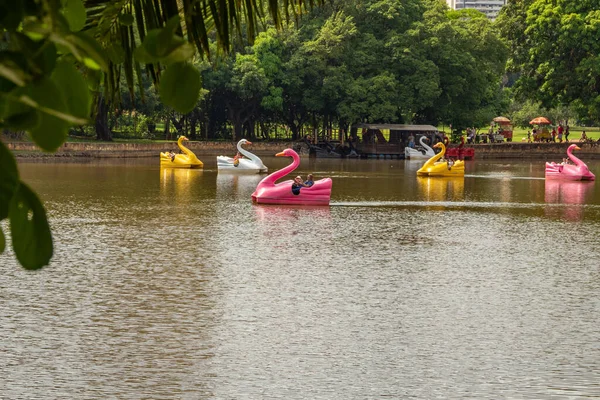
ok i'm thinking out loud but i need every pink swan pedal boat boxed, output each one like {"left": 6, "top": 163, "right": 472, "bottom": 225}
{"left": 251, "top": 148, "right": 332, "bottom": 205}
{"left": 545, "top": 144, "right": 595, "bottom": 181}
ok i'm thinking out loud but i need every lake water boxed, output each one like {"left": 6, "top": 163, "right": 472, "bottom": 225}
{"left": 1, "top": 157, "right": 600, "bottom": 399}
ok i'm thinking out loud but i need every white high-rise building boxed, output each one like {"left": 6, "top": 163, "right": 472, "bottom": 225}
{"left": 446, "top": 0, "right": 507, "bottom": 20}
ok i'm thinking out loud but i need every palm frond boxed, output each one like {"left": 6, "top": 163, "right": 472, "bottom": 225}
{"left": 83, "top": 0, "right": 324, "bottom": 103}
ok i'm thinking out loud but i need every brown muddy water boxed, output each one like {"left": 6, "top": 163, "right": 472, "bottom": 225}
{"left": 1, "top": 157, "right": 600, "bottom": 398}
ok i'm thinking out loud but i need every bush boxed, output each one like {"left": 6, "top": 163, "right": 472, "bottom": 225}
{"left": 113, "top": 111, "right": 152, "bottom": 139}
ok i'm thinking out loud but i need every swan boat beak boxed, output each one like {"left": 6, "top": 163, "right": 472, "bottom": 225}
{"left": 276, "top": 151, "right": 286, "bottom": 157}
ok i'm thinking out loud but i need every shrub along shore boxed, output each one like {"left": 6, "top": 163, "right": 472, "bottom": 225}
{"left": 6, "top": 140, "right": 600, "bottom": 160}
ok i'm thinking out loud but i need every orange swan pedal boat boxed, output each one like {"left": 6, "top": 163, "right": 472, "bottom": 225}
{"left": 160, "top": 136, "right": 203, "bottom": 168}
{"left": 251, "top": 148, "right": 332, "bottom": 205}
{"left": 545, "top": 144, "right": 595, "bottom": 181}
{"left": 416, "top": 142, "right": 465, "bottom": 177}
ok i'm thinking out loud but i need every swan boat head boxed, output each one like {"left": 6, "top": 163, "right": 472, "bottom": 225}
{"left": 275, "top": 148, "right": 296, "bottom": 157}
{"left": 251, "top": 148, "right": 332, "bottom": 205}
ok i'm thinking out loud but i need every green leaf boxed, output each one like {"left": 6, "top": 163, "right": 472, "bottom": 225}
{"left": 0, "top": 225, "right": 5, "bottom": 254}
{"left": 63, "top": 32, "right": 109, "bottom": 71}
{"left": 136, "top": 16, "right": 189, "bottom": 64}
{"left": 133, "top": 45, "right": 153, "bottom": 64}
{"left": 140, "top": 29, "right": 161, "bottom": 59}
{"left": 159, "top": 62, "right": 201, "bottom": 113}
{"left": 33, "top": 41, "right": 58, "bottom": 75}
{"left": 162, "top": 42, "right": 196, "bottom": 65}
{"left": 9, "top": 182, "right": 53, "bottom": 270}
{"left": 5, "top": 35, "right": 57, "bottom": 82}
{"left": 3, "top": 91, "right": 37, "bottom": 130}
{"left": 85, "top": 67, "right": 101, "bottom": 90}
{"left": 118, "top": 13, "right": 134, "bottom": 26}
{"left": 4, "top": 108, "right": 40, "bottom": 130}
{"left": 51, "top": 59, "right": 91, "bottom": 119}
{"left": 106, "top": 43, "right": 125, "bottom": 64}
{"left": 157, "top": 16, "right": 183, "bottom": 56}
{"left": 62, "top": 0, "right": 87, "bottom": 32}
{"left": 0, "top": 52, "right": 29, "bottom": 86}
{"left": 9, "top": 78, "right": 71, "bottom": 151}
{"left": 0, "top": 140, "right": 20, "bottom": 220}
{"left": 0, "top": 0, "right": 24, "bottom": 31}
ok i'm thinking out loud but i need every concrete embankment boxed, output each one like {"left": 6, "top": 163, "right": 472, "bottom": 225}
{"left": 6, "top": 140, "right": 600, "bottom": 159}
{"left": 6, "top": 141, "right": 296, "bottom": 158}
{"left": 472, "top": 142, "right": 600, "bottom": 159}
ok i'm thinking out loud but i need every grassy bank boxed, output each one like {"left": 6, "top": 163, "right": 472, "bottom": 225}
{"left": 510, "top": 126, "right": 599, "bottom": 142}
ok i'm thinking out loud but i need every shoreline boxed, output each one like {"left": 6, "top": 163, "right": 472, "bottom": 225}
{"left": 5, "top": 140, "right": 600, "bottom": 160}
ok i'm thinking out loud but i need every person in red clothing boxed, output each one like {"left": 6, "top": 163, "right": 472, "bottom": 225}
{"left": 557, "top": 125, "right": 564, "bottom": 143}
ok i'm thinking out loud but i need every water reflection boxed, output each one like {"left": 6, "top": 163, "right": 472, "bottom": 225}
{"left": 216, "top": 173, "right": 262, "bottom": 200}
{"left": 253, "top": 204, "right": 332, "bottom": 222}
{"left": 404, "top": 159, "right": 427, "bottom": 173}
{"left": 416, "top": 176, "right": 465, "bottom": 202}
{"left": 544, "top": 179, "right": 595, "bottom": 220}
{"left": 159, "top": 167, "right": 203, "bottom": 199}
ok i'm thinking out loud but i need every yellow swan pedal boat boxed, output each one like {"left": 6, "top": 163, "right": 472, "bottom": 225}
{"left": 416, "top": 142, "right": 465, "bottom": 177}
{"left": 160, "top": 136, "right": 203, "bottom": 169}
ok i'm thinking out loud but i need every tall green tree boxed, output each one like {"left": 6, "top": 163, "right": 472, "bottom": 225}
{"left": 497, "top": 0, "right": 600, "bottom": 120}
{"left": 406, "top": 3, "right": 508, "bottom": 129}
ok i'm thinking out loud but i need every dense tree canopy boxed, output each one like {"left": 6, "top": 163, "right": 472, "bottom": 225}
{"left": 497, "top": 0, "right": 600, "bottom": 120}
{"left": 199, "top": 0, "right": 508, "bottom": 140}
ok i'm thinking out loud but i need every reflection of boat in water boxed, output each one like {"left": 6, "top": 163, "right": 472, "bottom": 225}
{"left": 217, "top": 139, "right": 268, "bottom": 173}
{"left": 253, "top": 205, "right": 332, "bottom": 241}
{"left": 545, "top": 180, "right": 594, "bottom": 205}
{"left": 417, "top": 176, "right": 464, "bottom": 202}
{"left": 544, "top": 179, "right": 594, "bottom": 221}
{"left": 217, "top": 173, "right": 263, "bottom": 200}
{"left": 159, "top": 167, "right": 203, "bottom": 199}
{"left": 254, "top": 204, "right": 332, "bottom": 221}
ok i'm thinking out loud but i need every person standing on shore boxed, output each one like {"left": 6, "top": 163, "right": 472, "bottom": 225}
{"left": 557, "top": 125, "right": 563, "bottom": 143}
{"left": 557, "top": 127, "right": 563, "bottom": 143}
{"left": 565, "top": 125, "right": 570, "bottom": 142}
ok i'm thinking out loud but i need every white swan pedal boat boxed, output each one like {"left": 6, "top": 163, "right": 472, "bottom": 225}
{"left": 217, "top": 139, "right": 268, "bottom": 173}
{"left": 405, "top": 136, "right": 436, "bottom": 160}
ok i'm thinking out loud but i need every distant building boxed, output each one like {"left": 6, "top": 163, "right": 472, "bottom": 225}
{"left": 446, "top": 0, "right": 507, "bottom": 20}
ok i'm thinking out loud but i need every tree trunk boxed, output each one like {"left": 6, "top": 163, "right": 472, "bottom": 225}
{"left": 189, "top": 116, "right": 197, "bottom": 139}
{"left": 228, "top": 108, "right": 243, "bottom": 142}
{"left": 289, "top": 123, "right": 299, "bottom": 140}
{"left": 170, "top": 114, "right": 185, "bottom": 134}
{"left": 95, "top": 95, "right": 112, "bottom": 141}
{"left": 164, "top": 116, "right": 170, "bottom": 139}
